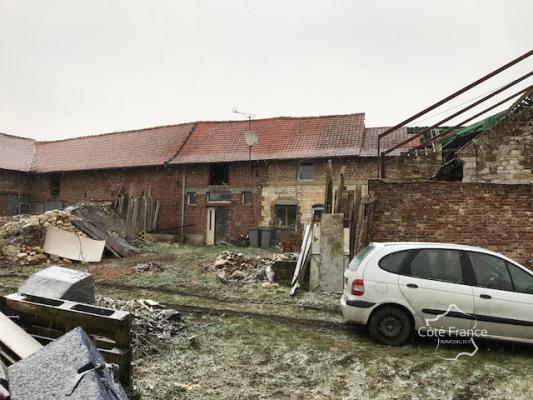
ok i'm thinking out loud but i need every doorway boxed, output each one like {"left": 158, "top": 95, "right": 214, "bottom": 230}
{"left": 206, "top": 207, "right": 229, "bottom": 245}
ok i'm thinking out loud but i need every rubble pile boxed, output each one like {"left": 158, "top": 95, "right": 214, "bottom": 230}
{"left": 206, "top": 251, "right": 297, "bottom": 285}
{"left": 133, "top": 261, "right": 163, "bottom": 273}
{"left": 98, "top": 297, "right": 186, "bottom": 356}
{"left": 0, "top": 210, "right": 85, "bottom": 266}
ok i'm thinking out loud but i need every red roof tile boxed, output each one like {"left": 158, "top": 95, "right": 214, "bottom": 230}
{"left": 1, "top": 114, "right": 419, "bottom": 173}
{"left": 170, "top": 114, "right": 367, "bottom": 164}
{"left": 360, "top": 127, "right": 420, "bottom": 157}
{"left": 0, "top": 133, "right": 36, "bottom": 172}
{"left": 32, "top": 124, "right": 196, "bottom": 173}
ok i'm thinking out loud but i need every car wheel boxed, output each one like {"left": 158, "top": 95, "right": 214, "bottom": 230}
{"left": 368, "top": 306, "right": 412, "bottom": 346}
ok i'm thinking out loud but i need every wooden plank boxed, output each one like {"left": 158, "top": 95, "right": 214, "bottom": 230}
{"left": 0, "top": 311, "right": 42, "bottom": 362}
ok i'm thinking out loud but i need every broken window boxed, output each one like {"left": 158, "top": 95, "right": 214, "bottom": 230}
{"left": 187, "top": 192, "right": 197, "bottom": 205}
{"left": 275, "top": 205, "right": 297, "bottom": 230}
{"left": 49, "top": 174, "right": 61, "bottom": 197}
{"left": 209, "top": 163, "right": 230, "bottom": 185}
{"left": 242, "top": 191, "right": 252, "bottom": 205}
{"left": 207, "top": 191, "right": 231, "bottom": 202}
{"left": 297, "top": 163, "right": 315, "bottom": 181}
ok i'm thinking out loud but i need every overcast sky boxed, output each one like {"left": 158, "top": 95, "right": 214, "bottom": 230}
{"left": 1, "top": 0, "right": 532, "bottom": 140}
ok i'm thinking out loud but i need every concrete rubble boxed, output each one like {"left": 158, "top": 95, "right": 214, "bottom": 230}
{"left": 205, "top": 251, "right": 297, "bottom": 285}
{"left": 97, "top": 297, "right": 186, "bottom": 356}
{"left": 0, "top": 210, "right": 83, "bottom": 266}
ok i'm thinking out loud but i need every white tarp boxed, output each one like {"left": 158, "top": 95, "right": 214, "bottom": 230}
{"left": 43, "top": 226, "right": 105, "bottom": 262}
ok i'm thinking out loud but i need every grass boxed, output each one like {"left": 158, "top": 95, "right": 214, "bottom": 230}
{"left": 133, "top": 314, "right": 533, "bottom": 400}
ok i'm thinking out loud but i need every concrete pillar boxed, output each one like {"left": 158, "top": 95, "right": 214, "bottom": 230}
{"left": 319, "top": 213, "right": 344, "bottom": 293}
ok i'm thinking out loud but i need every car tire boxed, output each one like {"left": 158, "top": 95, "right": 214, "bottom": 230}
{"left": 368, "top": 306, "right": 412, "bottom": 346}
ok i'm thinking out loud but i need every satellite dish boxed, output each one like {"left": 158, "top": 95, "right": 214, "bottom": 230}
{"left": 244, "top": 130, "right": 258, "bottom": 147}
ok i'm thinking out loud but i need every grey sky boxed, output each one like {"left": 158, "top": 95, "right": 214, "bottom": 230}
{"left": 1, "top": 0, "right": 532, "bottom": 140}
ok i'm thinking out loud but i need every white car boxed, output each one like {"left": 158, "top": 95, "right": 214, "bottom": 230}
{"left": 340, "top": 242, "right": 533, "bottom": 345}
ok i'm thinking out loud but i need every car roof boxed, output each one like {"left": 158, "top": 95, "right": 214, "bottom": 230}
{"left": 368, "top": 242, "right": 523, "bottom": 266}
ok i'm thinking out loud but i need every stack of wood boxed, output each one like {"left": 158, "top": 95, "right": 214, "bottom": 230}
{"left": 113, "top": 191, "right": 160, "bottom": 236}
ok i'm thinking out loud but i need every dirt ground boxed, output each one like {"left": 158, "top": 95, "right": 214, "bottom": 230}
{"left": 2, "top": 243, "right": 533, "bottom": 399}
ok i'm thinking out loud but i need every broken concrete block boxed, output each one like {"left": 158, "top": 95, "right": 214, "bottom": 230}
{"left": 18, "top": 266, "right": 95, "bottom": 304}
{"left": 8, "top": 327, "right": 127, "bottom": 400}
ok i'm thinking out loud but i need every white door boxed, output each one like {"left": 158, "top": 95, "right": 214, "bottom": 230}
{"left": 398, "top": 249, "right": 474, "bottom": 331}
{"left": 206, "top": 208, "right": 215, "bottom": 245}
{"left": 468, "top": 251, "right": 533, "bottom": 340}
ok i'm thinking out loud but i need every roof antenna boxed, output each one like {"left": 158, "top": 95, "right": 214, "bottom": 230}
{"left": 233, "top": 108, "right": 256, "bottom": 129}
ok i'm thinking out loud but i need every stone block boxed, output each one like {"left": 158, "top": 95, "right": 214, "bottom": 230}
{"left": 7, "top": 327, "right": 127, "bottom": 400}
{"left": 18, "top": 266, "right": 95, "bottom": 304}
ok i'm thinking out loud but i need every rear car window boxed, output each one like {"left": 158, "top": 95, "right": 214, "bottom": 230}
{"left": 378, "top": 251, "right": 409, "bottom": 274}
{"left": 348, "top": 245, "right": 375, "bottom": 271}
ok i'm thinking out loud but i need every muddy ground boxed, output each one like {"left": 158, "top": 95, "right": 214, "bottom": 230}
{"left": 1, "top": 243, "right": 533, "bottom": 399}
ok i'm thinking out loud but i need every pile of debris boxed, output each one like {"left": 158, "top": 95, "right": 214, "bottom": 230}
{"left": 206, "top": 251, "right": 297, "bottom": 285}
{"left": 0, "top": 210, "right": 85, "bottom": 265}
{"left": 98, "top": 297, "right": 186, "bottom": 356}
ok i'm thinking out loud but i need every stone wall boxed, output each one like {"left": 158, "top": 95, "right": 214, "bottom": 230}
{"left": 459, "top": 108, "right": 533, "bottom": 184}
{"left": 368, "top": 179, "right": 533, "bottom": 267}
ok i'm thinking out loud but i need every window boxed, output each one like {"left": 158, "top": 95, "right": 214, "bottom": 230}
{"left": 187, "top": 192, "right": 197, "bottom": 205}
{"left": 312, "top": 204, "right": 324, "bottom": 221}
{"left": 348, "top": 245, "right": 376, "bottom": 271}
{"left": 207, "top": 191, "right": 231, "bottom": 202}
{"left": 507, "top": 264, "right": 533, "bottom": 294}
{"left": 407, "top": 249, "right": 463, "bottom": 284}
{"left": 275, "top": 205, "right": 297, "bottom": 229}
{"left": 379, "top": 251, "right": 410, "bottom": 274}
{"left": 49, "top": 174, "right": 61, "bottom": 196}
{"left": 242, "top": 191, "right": 252, "bottom": 205}
{"left": 209, "top": 163, "right": 229, "bottom": 185}
{"left": 297, "top": 163, "right": 315, "bottom": 181}
{"left": 468, "top": 252, "right": 513, "bottom": 291}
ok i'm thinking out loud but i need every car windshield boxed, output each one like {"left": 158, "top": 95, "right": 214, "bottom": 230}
{"left": 348, "top": 245, "right": 376, "bottom": 271}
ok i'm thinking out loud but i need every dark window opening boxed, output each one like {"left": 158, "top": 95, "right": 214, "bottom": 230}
{"left": 49, "top": 174, "right": 61, "bottom": 197}
{"left": 276, "top": 205, "right": 297, "bottom": 230}
{"left": 209, "top": 163, "right": 230, "bottom": 185}
{"left": 242, "top": 191, "right": 252, "bottom": 205}
{"left": 208, "top": 191, "right": 231, "bottom": 202}
{"left": 312, "top": 204, "right": 324, "bottom": 221}
{"left": 187, "top": 192, "right": 197, "bottom": 205}
{"left": 298, "top": 163, "right": 315, "bottom": 181}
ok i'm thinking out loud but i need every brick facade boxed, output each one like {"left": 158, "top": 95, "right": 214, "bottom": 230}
{"left": 368, "top": 179, "right": 533, "bottom": 267}
{"left": 459, "top": 108, "right": 533, "bottom": 184}
{"left": 0, "top": 169, "right": 32, "bottom": 214}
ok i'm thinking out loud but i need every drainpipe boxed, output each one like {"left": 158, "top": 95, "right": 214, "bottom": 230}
{"left": 180, "top": 165, "right": 186, "bottom": 242}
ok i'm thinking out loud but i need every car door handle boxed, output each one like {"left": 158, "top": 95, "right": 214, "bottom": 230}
{"left": 480, "top": 294, "right": 492, "bottom": 299}
{"left": 406, "top": 283, "right": 418, "bottom": 289}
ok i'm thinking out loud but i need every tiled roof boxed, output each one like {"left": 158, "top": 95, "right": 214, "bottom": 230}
{"left": 169, "top": 114, "right": 367, "bottom": 164}
{"left": 0, "top": 114, "right": 418, "bottom": 173}
{"left": 360, "top": 127, "right": 420, "bottom": 157}
{"left": 0, "top": 133, "right": 36, "bottom": 172}
{"left": 32, "top": 124, "right": 196, "bottom": 173}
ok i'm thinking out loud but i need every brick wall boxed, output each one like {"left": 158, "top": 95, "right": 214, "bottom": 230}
{"left": 0, "top": 169, "right": 32, "bottom": 214}
{"left": 368, "top": 179, "right": 533, "bottom": 266}
{"left": 31, "top": 166, "right": 183, "bottom": 229}
{"left": 459, "top": 108, "right": 533, "bottom": 184}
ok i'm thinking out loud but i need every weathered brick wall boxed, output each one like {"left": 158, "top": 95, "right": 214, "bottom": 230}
{"left": 0, "top": 169, "right": 32, "bottom": 214}
{"left": 31, "top": 166, "right": 183, "bottom": 229}
{"left": 459, "top": 108, "right": 533, "bottom": 184}
{"left": 182, "top": 162, "right": 265, "bottom": 241}
{"left": 385, "top": 147, "right": 442, "bottom": 181}
{"left": 368, "top": 179, "right": 533, "bottom": 266}
{"left": 0, "top": 169, "right": 32, "bottom": 194}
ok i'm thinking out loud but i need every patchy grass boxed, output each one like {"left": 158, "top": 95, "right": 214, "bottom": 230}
{"left": 133, "top": 314, "right": 533, "bottom": 400}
